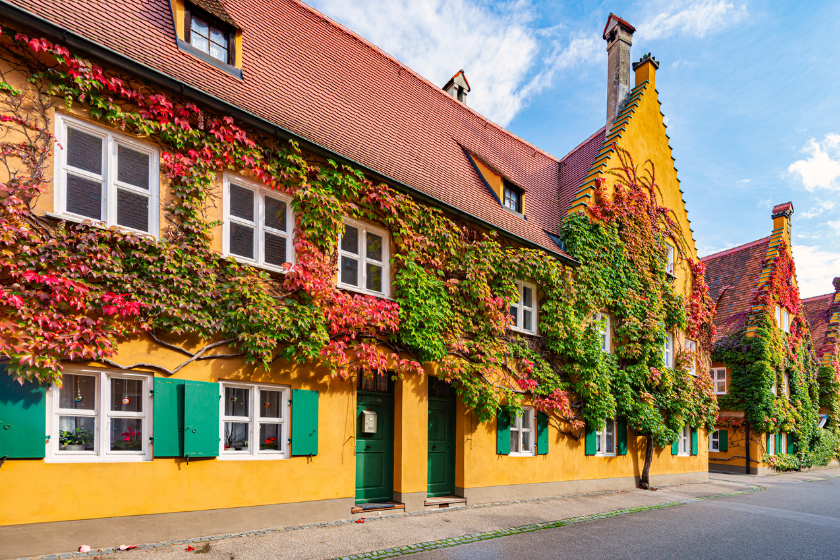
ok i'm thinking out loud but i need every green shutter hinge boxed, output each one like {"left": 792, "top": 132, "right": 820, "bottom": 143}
{"left": 0, "top": 455, "right": 6, "bottom": 468}
{"left": 149, "top": 437, "right": 153, "bottom": 442}
{"left": 150, "top": 389, "right": 154, "bottom": 395}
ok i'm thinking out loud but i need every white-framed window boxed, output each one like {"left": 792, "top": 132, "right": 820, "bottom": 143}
{"left": 771, "top": 379, "right": 777, "bottom": 396}
{"left": 223, "top": 174, "right": 294, "bottom": 273}
{"left": 782, "top": 309, "right": 790, "bottom": 333}
{"left": 710, "top": 368, "right": 727, "bottom": 394}
{"left": 768, "top": 433, "right": 776, "bottom": 456}
{"left": 53, "top": 113, "right": 159, "bottom": 236}
{"left": 663, "top": 332, "right": 674, "bottom": 368}
{"left": 338, "top": 219, "right": 389, "bottom": 297}
{"left": 666, "top": 244, "right": 675, "bottom": 275}
{"left": 780, "top": 433, "right": 788, "bottom": 455}
{"left": 709, "top": 430, "right": 720, "bottom": 452}
{"left": 47, "top": 367, "right": 152, "bottom": 462}
{"left": 594, "top": 312, "right": 611, "bottom": 353}
{"left": 783, "top": 373, "right": 789, "bottom": 396}
{"left": 595, "top": 418, "right": 616, "bottom": 456}
{"left": 685, "top": 339, "right": 697, "bottom": 375}
{"left": 510, "top": 281, "right": 538, "bottom": 334}
{"left": 509, "top": 407, "right": 535, "bottom": 457}
{"left": 775, "top": 305, "right": 782, "bottom": 329}
{"left": 219, "top": 381, "right": 290, "bottom": 459}
{"left": 678, "top": 424, "right": 690, "bottom": 456}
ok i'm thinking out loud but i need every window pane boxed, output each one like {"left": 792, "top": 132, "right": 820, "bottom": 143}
{"left": 522, "top": 429, "right": 531, "bottom": 451}
{"left": 229, "top": 184, "right": 254, "bottom": 221}
{"left": 606, "top": 428, "right": 614, "bottom": 452}
{"left": 67, "top": 128, "right": 102, "bottom": 174}
{"left": 341, "top": 256, "right": 359, "bottom": 286}
{"left": 59, "top": 416, "right": 95, "bottom": 450}
{"left": 259, "top": 423, "right": 281, "bottom": 451}
{"left": 510, "top": 306, "right": 518, "bottom": 327}
{"left": 366, "top": 232, "right": 383, "bottom": 261}
{"left": 191, "top": 15, "right": 209, "bottom": 37}
{"left": 117, "top": 145, "right": 149, "bottom": 190}
{"left": 521, "top": 412, "right": 532, "bottom": 430}
{"left": 523, "top": 310, "right": 532, "bottom": 332}
{"left": 110, "top": 418, "right": 143, "bottom": 451}
{"left": 230, "top": 223, "right": 254, "bottom": 259}
{"left": 191, "top": 33, "right": 209, "bottom": 52}
{"left": 264, "top": 232, "right": 287, "bottom": 266}
{"left": 510, "top": 430, "right": 519, "bottom": 453}
{"left": 210, "top": 26, "right": 228, "bottom": 47}
{"left": 265, "top": 197, "right": 287, "bottom": 232}
{"left": 522, "top": 286, "right": 532, "bottom": 308}
{"left": 59, "top": 374, "right": 96, "bottom": 410}
{"left": 223, "top": 422, "right": 250, "bottom": 451}
{"left": 260, "top": 390, "right": 283, "bottom": 419}
{"left": 111, "top": 378, "right": 143, "bottom": 412}
{"left": 66, "top": 174, "right": 102, "bottom": 219}
{"left": 117, "top": 189, "right": 149, "bottom": 232}
{"left": 366, "top": 263, "right": 383, "bottom": 292}
{"left": 596, "top": 431, "right": 602, "bottom": 452}
{"left": 210, "top": 42, "right": 227, "bottom": 62}
{"left": 224, "top": 387, "right": 250, "bottom": 417}
{"left": 341, "top": 225, "right": 359, "bottom": 254}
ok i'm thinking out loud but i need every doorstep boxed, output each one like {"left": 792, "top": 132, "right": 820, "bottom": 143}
{"left": 424, "top": 496, "right": 467, "bottom": 509}
{"left": 350, "top": 502, "right": 405, "bottom": 515}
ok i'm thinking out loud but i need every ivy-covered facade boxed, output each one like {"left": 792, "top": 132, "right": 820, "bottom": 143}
{"left": 0, "top": 4, "right": 715, "bottom": 556}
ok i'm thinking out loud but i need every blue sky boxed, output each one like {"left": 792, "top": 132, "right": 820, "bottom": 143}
{"left": 308, "top": 0, "right": 840, "bottom": 298}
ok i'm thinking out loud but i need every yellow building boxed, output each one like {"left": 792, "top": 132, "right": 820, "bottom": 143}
{"left": 0, "top": 4, "right": 708, "bottom": 557}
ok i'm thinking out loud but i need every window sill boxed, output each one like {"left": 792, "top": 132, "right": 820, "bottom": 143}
{"left": 176, "top": 39, "right": 243, "bottom": 80}
{"left": 45, "top": 212, "right": 158, "bottom": 240}
{"left": 714, "top": 392, "right": 728, "bottom": 396}
{"left": 501, "top": 206, "right": 526, "bottom": 220}
{"left": 47, "top": 454, "right": 152, "bottom": 463}
{"left": 508, "top": 452, "right": 536, "bottom": 458}
{"left": 594, "top": 453, "right": 617, "bottom": 457}
{"left": 222, "top": 253, "right": 290, "bottom": 275}
{"left": 677, "top": 453, "right": 690, "bottom": 457}
{"left": 337, "top": 283, "right": 393, "bottom": 301}
{"left": 218, "top": 453, "right": 289, "bottom": 461}
{"left": 508, "top": 326, "right": 539, "bottom": 337}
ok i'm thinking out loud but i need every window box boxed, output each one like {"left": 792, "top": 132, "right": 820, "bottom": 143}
{"left": 223, "top": 174, "right": 294, "bottom": 273}
{"left": 219, "top": 381, "right": 290, "bottom": 459}
{"left": 338, "top": 219, "right": 390, "bottom": 298}
{"left": 53, "top": 114, "right": 159, "bottom": 237}
{"left": 510, "top": 281, "right": 538, "bottom": 335}
{"left": 47, "top": 367, "right": 152, "bottom": 462}
{"left": 509, "top": 407, "right": 535, "bottom": 457}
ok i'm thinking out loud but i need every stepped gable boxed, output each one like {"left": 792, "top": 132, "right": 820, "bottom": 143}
{"left": 701, "top": 237, "right": 771, "bottom": 341}
{"left": 6, "top": 0, "right": 590, "bottom": 258}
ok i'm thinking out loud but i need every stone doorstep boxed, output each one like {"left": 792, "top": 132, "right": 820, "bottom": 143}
{"left": 350, "top": 503, "right": 406, "bottom": 515}
{"left": 424, "top": 496, "right": 467, "bottom": 509}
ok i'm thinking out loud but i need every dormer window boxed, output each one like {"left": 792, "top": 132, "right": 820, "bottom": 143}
{"left": 182, "top": 3, "right": 239, "bottom": 72}
{"left": 190, "top": 14, "right": 230, "bottom": 63}
{"left": 503, "top": 181, "right": 523, "bottom": 214}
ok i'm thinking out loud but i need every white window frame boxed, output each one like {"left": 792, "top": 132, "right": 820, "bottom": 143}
{"left": 710, "top": 368, "right": 727, "bottom": 394}
{"left": 709, "top": 429, "right": 720, "bottom": 452}
{"left": 678, "top": 424, "right": 690, "bottom": 456}
{"left": 663, "top": 332, "right": 674, "bottom": 368}
{"left": 219, "top": 381, "right": 290, "bottom": 460}
{"left": 595, "top": 418, "right": 617, "bottom": 456}
{"left": 775, "top": 305, "right": 782, "bottom": 329}
{"left": 595, "top": 312, "right": 611, "bottom": 353}
{"left": 780, "top": 433, "right": 788, "bottom": 455}
{"left": 782, "top": 309, "right": 790, "bottom": 333}
{"left": 337, "top": 218, "right": 390, "bottom": 298}
{"left": 46, "top": 366, "right": 153, "bottom": 463}
{"left": 768, "top": 433, "right": 776, "bottom": 456}
{"left": 222, "top": 173, "right": 294, "bottom": 274}
{"left": 783, "top": 373, "right": 789, "bottom": 397}
{"left": 666, "top": 245, "right": 675, "bottom": 275}
{"left": 52, "top": 113, "right": 159, "bottom": 237}
{"left": 685, "top": 339, "right": 697, "bottom": 375}
{"left": 510, "top": 281, "right": 538, "bottom": 335}
{"left": 509, "top": 407, "right": 535, "bottom": 457}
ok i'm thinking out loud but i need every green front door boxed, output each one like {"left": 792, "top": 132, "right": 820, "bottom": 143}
{"left": 427, "top": 396, "right": 456, "bottom": 497}
{"left": 355, "top": 390, "right": 394, "bottom": 504}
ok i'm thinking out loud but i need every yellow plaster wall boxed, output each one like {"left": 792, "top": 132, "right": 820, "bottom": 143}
{"left": 471, "top": 157, "right": 504, "bottom": 204}
{"left": 393, "top": 372, "right": 429, "bottom": 495}
{"left": 709, "top": 421, "right": 772, "bottom": 471}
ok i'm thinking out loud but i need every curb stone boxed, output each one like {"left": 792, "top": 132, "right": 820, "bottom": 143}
{"left": 13, "top": 480, "right": 754, "bottom": 560}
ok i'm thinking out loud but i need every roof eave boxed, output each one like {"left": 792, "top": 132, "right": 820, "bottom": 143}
{"left": 0, "top": 0, "right": 579, "bottom": 268}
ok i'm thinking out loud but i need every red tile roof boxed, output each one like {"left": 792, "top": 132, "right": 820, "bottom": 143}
{"left": 6, "top": 0, "right": 602, "bottom": 259}
{"left": 702, "top": 237, "right": 771, "bottom": 342}
{"left": 803, "top": 293, "right": 834, "bottom": 359}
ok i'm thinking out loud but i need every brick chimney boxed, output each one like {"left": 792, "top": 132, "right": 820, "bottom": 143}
{"left": 771, "top": 202, "right": 794, "bottom": 247}
{"left": 603, "top": 14, "right": 636, "bottom": 127}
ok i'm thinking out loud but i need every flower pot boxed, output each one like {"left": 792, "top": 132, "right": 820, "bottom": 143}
{"left": 67, "top": 444, "right": 85, "bottom": 451}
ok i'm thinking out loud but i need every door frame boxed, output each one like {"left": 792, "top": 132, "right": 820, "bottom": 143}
{"left": 355, "top": 376, "right": 394, "bottom": 504}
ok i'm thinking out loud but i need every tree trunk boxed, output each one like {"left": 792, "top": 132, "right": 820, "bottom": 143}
{"left": 639, "top": 435, "right": 655, "bottom": 489}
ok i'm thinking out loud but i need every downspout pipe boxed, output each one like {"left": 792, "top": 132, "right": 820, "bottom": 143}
{"left": 0, "top": 1, "right": 579, "bottom": 268}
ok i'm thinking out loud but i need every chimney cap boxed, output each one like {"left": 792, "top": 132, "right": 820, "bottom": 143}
{"left": 771, "top": 202, "right": 794, "bottom": 218}
{"left": 633, "top": 53, "right": 659, "bottom": 70}
{"left": 603, "top": 13, "right": 636, "bottom": 40}
{"left": 443, "top": 69, "right": 470, "bottom": 93}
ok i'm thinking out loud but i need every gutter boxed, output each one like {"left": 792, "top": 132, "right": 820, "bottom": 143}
{"left": 0, "top": 1, "right": 579, "bottom": 268}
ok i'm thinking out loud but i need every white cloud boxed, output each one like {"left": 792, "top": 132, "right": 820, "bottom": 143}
{"left": 792, "top": 243, "right": 840, "bottom": 299}
{"left": 306, "top": 0, "right": 602, "bottom": 126}
{"left": 789, "top": 134, "right": 840, "bottom": 191}
{"left": 800, "top": 200, "right": 835, "bottom": 219}
{"left": 737, "top": 179, "right": 751, "bottom": 184}
{"left": 637, "top": 1, "right": 748, "bottom": 41}
{"left": 757, "top": 198, "right": 773, "bottom": 209}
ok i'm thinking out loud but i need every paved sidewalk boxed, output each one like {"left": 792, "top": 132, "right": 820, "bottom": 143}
{"left": 710, "top": 466, "right": 840, "bottom": 485}
{"left": 46, "top": 480, "right": 756, "bottom": 560}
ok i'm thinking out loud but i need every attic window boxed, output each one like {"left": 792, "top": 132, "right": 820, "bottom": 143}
{"left": 185, "top": 7, "right": 235, "bottom": 65}
{"left": 503, "top": 181, "right": 523, "bottom": 214}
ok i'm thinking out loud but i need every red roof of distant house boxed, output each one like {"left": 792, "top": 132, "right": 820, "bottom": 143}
{"left": 803, "top": 293, "right": 834, "bottom": 358}
{"left": 702, "top": 237, "right": 771, "bottom": 342}
{"left": 6, "top": 0, "right": 602, "bottom": 259}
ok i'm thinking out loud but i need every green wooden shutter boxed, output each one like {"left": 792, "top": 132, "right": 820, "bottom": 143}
{"left": 775, "top": 433, "right": 782, "bottom": 454}
{"left": 719, "top": 429, "right": 728, "bottom": 452}
{"left": 671, "top": 439, "right": 679, "bottom": 455}
{"left": 616, "top": 417, "right": 627, "bottom": 455}
{"left": 496, "top": 409, "right": 510, "bottom": 455}
{"left": 584, "top": 422, "right": 596, "bottom": 456}
{"left": 691, "top": 427, "right": 698, "bottom": 456}
{"left": 787, "top": 434, "right": 794, "bottom": 455}
{"left": 184, "top": 380, "right": 220, "bottom": 457}
{"left": 766, "top": 433, "right": 771, "bottom": 452}
{"left": 0, "top": 367, "right": 47, "bottom": 458}
{"left": 153, "top": 378, "right": 185, "bottom": 457}
{"left": 536, "top": 411, "right": 548, "bottom": 455}
{"left": 291, "top": 389, "right": 319, "bottom": 456}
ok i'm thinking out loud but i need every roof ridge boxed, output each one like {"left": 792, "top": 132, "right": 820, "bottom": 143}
{"left": 802, "top": 293, "right": 834, "bottom": 303}
{"left": 287, "top": 0, "right": 561, "bottom": 162}
{"left": 700, "top": 236, "right": 771, "bottom": 261}
{"left": 559, "top": 125, "right": 608, "bottom": 163}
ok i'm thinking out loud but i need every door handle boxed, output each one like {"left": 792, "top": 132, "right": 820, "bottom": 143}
{"left": 366, "top": 445, "right": 371, "bottom": 449}
{"left": 432, "top": 445, "right": 437, "bottom": 449}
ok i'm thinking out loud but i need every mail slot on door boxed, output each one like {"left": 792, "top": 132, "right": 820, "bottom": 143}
{"left": 362, "top": 409, "right": 377, "bottom": 434}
